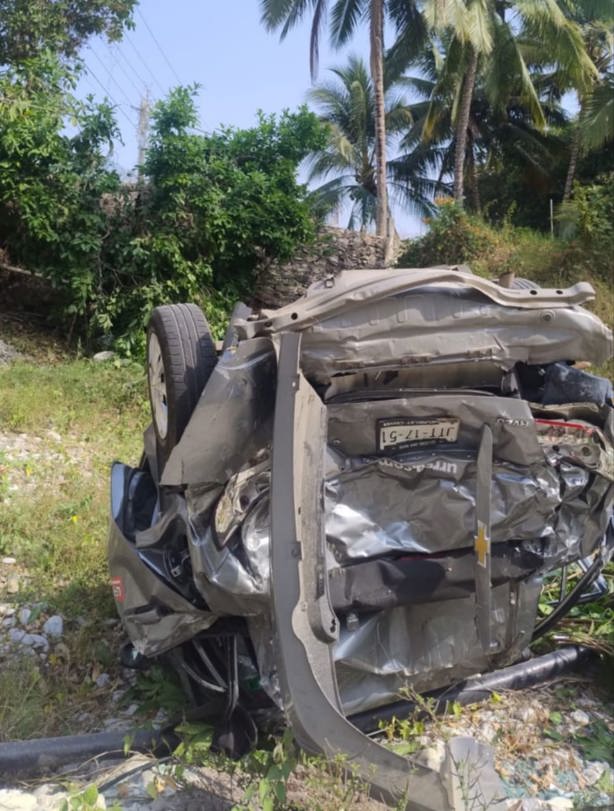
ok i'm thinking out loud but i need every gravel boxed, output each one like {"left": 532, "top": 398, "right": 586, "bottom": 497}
{"left": 0, "top": 338, "right": 20, "bottom": 365}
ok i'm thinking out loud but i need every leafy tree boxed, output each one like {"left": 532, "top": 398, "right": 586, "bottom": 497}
{"left": 0, "top": 55, "right": 120, "bottom": 324}
{"left": 397, "top": 48, "right": 570, "bottom": 227}
{"left": 88, "top": 88, "right": 326, "bottom": 352}
{"left": 0, "top": 0, "right": 136, "bottom": 65}
{"left": 260, "top": 0, "right": 426, "bottom": 249}
{"left": 307, "top": 55, "right": 435, "bottom": 229}
{"left": 558, "top": 2, "right": 614, "bottom": 199}
{"left": 421, "top": 0, "right": 597, "bottom": 207}
{"left": 0, "top": 63, "right": 326, "bottom": 353}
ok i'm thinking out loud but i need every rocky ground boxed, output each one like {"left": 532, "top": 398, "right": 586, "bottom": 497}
{"left": 0, "top": 334, "right": 613, "bottom": 810}
{"left": 1, "top": 562, "right": 613, "bottom": 810}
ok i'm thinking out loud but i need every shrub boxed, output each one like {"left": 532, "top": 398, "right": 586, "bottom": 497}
{"left": 397, "top": 198, "right": 500, "bottom": 268}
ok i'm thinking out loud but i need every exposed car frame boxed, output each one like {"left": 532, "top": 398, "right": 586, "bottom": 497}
{"left": 109, "top": 267, "right": 613, "bottom": 808}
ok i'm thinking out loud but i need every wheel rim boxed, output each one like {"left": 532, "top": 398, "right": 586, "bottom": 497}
{"left": 148, "top": 332, "right": 168, "bottom": 440}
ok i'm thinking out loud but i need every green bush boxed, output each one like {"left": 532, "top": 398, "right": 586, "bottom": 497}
{"left": 398, "top": 198, "right": 500, "bottom": 268}
{"left": 0, "top": 63, "right": 326, "bottom": 355}
{"left": 558, "top": 172, "right": 614, "bottom": 257}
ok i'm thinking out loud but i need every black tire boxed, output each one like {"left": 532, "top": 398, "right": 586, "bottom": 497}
{"left": 147, "top": 303, "right": 217, "bottom": 470}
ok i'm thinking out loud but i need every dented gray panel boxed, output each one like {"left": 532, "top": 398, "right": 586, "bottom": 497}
{"left": 298, "top": 289, "right": 612, "bottom": 382}
{"left": 162, "top": 337, "right": 276, "bottom": 487}
{"left": 335, "top": 577, "right": 541, "bottom": 714}
{"left": 251, "top": 268, "right": 600, "bottom": 329}
{"left": 108, "top": 465, "right": 216, "bottom": 657}
{"left": 325, "top": 457, "right": 562, "bottom": 559}
{"left": 328, "top": 395, "right": 544, "bottom": 466}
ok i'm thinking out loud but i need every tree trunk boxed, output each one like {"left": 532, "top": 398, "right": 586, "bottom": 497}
{"left": 370, "top": 0, "right": 389, "bottom": 249}
{"left": 563, "top": 121, "right": 582, "bottom": 202}
{"left": 453, "top": 46, "right": 479, "bottom": 207}
{"left": 468, "top": 129, "right": 481, "bottom": 213}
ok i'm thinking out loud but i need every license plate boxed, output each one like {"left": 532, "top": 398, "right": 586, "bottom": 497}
{"left": 377, "top": 417, "right": 460, "bottom": 452}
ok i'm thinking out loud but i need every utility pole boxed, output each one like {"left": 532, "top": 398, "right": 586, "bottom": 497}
{"left": 136, "top": 91, "right": 151, "bottom": 181}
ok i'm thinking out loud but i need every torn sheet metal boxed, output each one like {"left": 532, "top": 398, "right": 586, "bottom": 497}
{"left": 240, "top": 271, "right": 612, "bottom": 381}
{"left": 108, "top": 265, "right": 614, "bottom": 790}
{"left": 109, "top": 464, "right": 217, "bottom": 657}
{"left": 334, "top": 577, "right": 542, "bottom": 714}
{"left": 162, "top": 337, "right": 276, "bottom": 487}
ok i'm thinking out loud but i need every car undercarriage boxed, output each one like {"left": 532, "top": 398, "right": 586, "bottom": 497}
{"left": 109, "top": 266, "right": 613, "bottom": 808}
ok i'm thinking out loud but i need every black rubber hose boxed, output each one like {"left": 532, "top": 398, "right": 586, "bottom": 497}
{"left": 0, "top": 646, "right": 593, "bottom": 778}
{"left": 348, "top": 645, "right": 593, "bottom": 733}
{"left": 0, "top": 727, "right": 179, "bottom": 779}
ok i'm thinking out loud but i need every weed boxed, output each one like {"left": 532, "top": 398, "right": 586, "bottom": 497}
{"left": 573, "top": 718, "right": 614, "bottom": 765}
{"left": 59, "top": 784, "right": 121, "bottom": 810}
{"left": 127, "top": 664, "right": 186, "bottom": 716}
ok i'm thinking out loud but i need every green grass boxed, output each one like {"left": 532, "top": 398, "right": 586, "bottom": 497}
{"left": 0, "top": 346, "right": 149, "bottom": 739}
{"left": 0, "top": 357, "right": 147, "bottom": 614}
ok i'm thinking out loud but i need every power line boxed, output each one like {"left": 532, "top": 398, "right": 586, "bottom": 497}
{"left": 137, "top": 7, "right": 182, "bottom": 85}
{"left": 82, "top": 61, "right": 138, "bottom": 130}
{"left": 111, "top": 43, "right": 152, "bottom": 97}
{"left": 124, "top": 32, "right": 166, "bottom": 95}
{"left": 88, "top": 46, "right": 138, "bottom": 108}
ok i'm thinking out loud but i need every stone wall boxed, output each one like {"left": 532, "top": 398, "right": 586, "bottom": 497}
{"left": 254, "top": 226, "right": 397, "bottom": 308}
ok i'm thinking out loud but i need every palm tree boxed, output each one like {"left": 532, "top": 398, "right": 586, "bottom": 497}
{"left": 555, "top": 5, "right": 614, "bottom": 200}
{"left": 396, "top": 48, "right": 567, "bottom": 218}
{"left": 307, "top": 55, "right": 436, "bottom": 229}
{"left": 260, "top": 0, "right": 426, "bottom": 250}
{"left": 421, "top": 0, "right": 597, "bottom": 207}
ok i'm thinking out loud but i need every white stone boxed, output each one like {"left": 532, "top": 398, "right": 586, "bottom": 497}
{"left": 42, "top": 615, "right": 63, "bottom": 637}
{"left": 415, "top": 740, "right": 446, "bottom": 771}
{"left": 6, "top": 575, "right": 19, "bottom": 594}
{"left": 569, "top": 709, "right": 590, "bottom": 726}
{"left": 8, "top": 628, "right": 25, "bottom": 643}
{"left": 0, "top": 604, "right": 15, "bottom": 617}
{"left": 46, "top": 430, "right": 62, "bottom": 443}
{"left": 479, "top": 722, "right": 497, "bottom": 743}
{"left": 583, "top": 761, "right": 607, "bottom": 786}
{"left": 18, "top": 608, "right": 31, "bottom": 626}
{"left": 95, "top": 672, "right": 111, "bottom": 688}
{"left": 545, "top": 799, "right": 574, "bottom": 811}
{"left": 0, "top": 788, "right": 38, "bottom": 810}
{"left": 517, "top": 705, "right": 536, "bottom": 723}
{"left": 1, "top": 557, "right": 16, "bottom": 565}
{"left": 93, "top": 351, "right": 116, "bottom": 362}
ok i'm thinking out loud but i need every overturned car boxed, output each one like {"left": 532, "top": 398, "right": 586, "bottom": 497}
{"left": 109, "top": 267, "right": 613, "bottom": 807}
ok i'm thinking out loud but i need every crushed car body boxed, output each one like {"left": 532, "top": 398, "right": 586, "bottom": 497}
{"left": 109, "top": 267, "right": 613, "bottom": 808}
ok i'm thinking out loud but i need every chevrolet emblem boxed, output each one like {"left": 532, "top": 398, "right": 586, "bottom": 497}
{"left": 475, "top": 522, "right": 490, "bottom": 568}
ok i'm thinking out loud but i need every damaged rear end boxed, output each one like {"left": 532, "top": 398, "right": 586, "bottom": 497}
{"left": 109, "top": 267, "right": 614, "bottom": 807}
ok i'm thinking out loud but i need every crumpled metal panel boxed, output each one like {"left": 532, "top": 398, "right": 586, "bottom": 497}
{"left": 185, "top": 437, "right": 611, "bottom": 710}
{"left": 328, "top": 394, "right": 545, "bottom": 466}
{"left": 334, "top": 577, "right": 542, "bottom": 714}
{"left": 246, "top": 576, "right": 542, "bottom": 716}
{"left": 325, "top": 456, "right": 562, "bottom": 560}
{"left": 240, "top": 274, "right": 612, "bottom": 383}
{"left": 186, "top": 482, "right": 272, "bottom": 616}
{"left": 249, "top": 267, "right": 600, "bottom": 328}
{"left": 302, "top": 294, "right": 612, "bottom": 383}
{"left": 197, "top": 450, "right": 611, "bottom": 577}
{"left": 108, "top": 466, "right": 217, "bottom": 657}
{"left": 162, "top": 337, "right": 276, "bottom": 487}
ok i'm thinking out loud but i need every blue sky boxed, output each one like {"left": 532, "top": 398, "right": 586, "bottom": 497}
{"left": 79, "top": 1, "right": 426, "bottom": 236}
